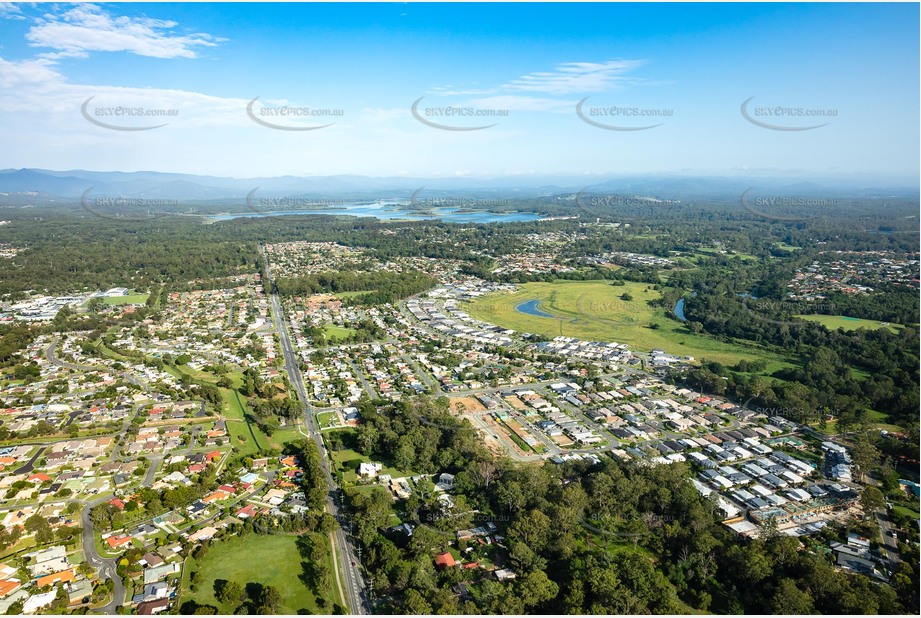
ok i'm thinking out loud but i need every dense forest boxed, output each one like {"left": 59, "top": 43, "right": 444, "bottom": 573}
{"left": 275, "top": 270, "right": 436, "bottom": 305}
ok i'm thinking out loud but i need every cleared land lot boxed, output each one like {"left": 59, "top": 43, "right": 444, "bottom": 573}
{"left": 449, "top": 396, "right": 487, "bottom": 413}
{"left": 465, "top": 279, "right": 790, "bottom": 368}
{"left": 795, "top": 314, "right": 906, "bottom": 333}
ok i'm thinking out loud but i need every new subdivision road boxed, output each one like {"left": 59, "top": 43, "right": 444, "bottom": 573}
{"left": 262, "top": 247, "right": 369, "bottom": 614}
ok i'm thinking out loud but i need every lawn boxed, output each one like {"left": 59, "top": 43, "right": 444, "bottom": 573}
{"left": 0, "top": 536, "right": 36, "bottom": 561}
{"left": 221, "top": 388, "right": 270, "bottom": 456}
{"left": 317, "top": 411, "right": 339, "bottom": 429}
{"left": 893, "top": 504, "right": 920, "bottom": 520}
{"left": 464, "top": 279, "right": 792, "bottom": 368}
{"left": 179, "top": 533, "right": 337, "bottom": 614}
{"left": 794, "top": 314, "right": 906, "bottom": 333}
{"left": 93, "top": 291, "right": 150, "bottom": 306}
{"left": 322, "top": 324, "right": 357, "bottom": 341}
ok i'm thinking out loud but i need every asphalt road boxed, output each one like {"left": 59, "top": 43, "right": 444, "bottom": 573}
{"left": 81, "top": 495, "right": 125, "bottom": 614}
{"left": 11, "top": 446, "right": 46, "bottom": 475}
{"left": 263, "top": 249, "right": 369, "bottom": 614}
{"left": 866, "top": 477, "right": 901, "bottom": 564}
{"left": 46, "top": 338, "right": 149, "bottom": 392}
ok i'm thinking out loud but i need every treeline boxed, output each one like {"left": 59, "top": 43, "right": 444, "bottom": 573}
{"left": 682, "top": 293, "right": 919, "bottom": 428}
{"left": 276, "top": 270, "right": 435, "bottom": 305}
{"left": 0, "top": 324, "right": 36, "bottom": 367}
{"left": 287, "top": 439, "right": 328, "bottom": 511}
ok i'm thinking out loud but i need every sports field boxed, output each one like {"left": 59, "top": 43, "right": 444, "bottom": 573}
{"left": 794, "top": 314, "right": 905, "bottom": 333}
{"left": 464, "top": 280, "right": 790, "bottom": 369}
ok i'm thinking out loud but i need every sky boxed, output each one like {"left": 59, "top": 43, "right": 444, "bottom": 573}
{"left": 0, "top": 2, "right": 918, "bottom": 182}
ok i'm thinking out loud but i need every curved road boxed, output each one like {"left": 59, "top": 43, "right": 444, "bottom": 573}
{"left": 81, "top": 495, "right": 125, "bottom": 613}
{"left": 11, "top": 446, "right": 46, "bottom": 475}
{"left": 46, "top": 338, "right": 149, "bottom": 392}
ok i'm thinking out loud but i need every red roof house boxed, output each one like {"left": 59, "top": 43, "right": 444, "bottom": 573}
{"left": 434, "top": 552, "right": 456, "bottom": 570}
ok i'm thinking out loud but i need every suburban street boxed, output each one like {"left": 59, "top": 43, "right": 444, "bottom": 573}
{"left": 262, "top": 247, "right": 370, "bottom": 615}
{"left": 81, "top": 495, "right": 125, "bottom": 613}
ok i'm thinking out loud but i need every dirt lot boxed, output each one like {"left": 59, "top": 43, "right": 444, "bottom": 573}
{"left": 449, "top": 396, "right": 487, "bottom": 414}
{"left": 503, "top": 395, "right": 528, "bottom": 410}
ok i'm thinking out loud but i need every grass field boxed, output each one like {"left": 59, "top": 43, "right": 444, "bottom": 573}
{"left": 334, "top": 290, "right": 374, "bottom": 299}
{"left": 464, "top": 280, "right": 791, "bottom": 369}
{"left": 179, "top": 534, "right": 336, "bottom": 614}
{"left": 322, "top": 324, "right": 357, "bottom": 341}
{"left": 219, "top": 387, "right": 289, "bottom": 457}
{"left": 88, "top": 290, "right": 149, "bottom": 306}
{"left": 893, "top": 504, "right": 920, "bottom": 520}
{"left": 794, "top": 314, "right": 905, "bottom": 333}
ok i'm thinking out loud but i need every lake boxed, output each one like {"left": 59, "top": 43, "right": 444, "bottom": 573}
{"left": 210, "top": 201, "right": 543, "bottom": 223}
{"left": 516, "top": 299, "right": 555, "bottom": 318}
{"left": 673, "top": 298, "right": 687, "bottom": 321}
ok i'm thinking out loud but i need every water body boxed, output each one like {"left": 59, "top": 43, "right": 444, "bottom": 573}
{"left": 210, "top": 202, "right": 543, "bottom": 223}
{"left": 673, "top": 298, "right": 687, "bottom": 321}
{"left": 516, "top": 299, "right": 555, "bottom": 318}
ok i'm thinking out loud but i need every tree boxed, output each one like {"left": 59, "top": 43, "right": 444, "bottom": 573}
{"left": 216, "top": 580, "right": 244, "bottom": 606}
{"left": 860, "top": 486, "right": 885, "bottom": 517}
{"left": 247, "top": 585, "right": 282, "bottom": 614}
{"left": 771, "top": 578, "right": 815, "bottom": 614}
{"left": 402, "top": 589, "right": 432, "bottom": 615}
{"left": 518, "top": 569, "right": 559, "bottom": 608}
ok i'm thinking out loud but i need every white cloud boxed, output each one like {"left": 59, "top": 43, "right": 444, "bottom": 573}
{"left": 26, "top": 3, "right": 224, "bottom": 59}
{"left": 425, "top": 59, "right": 646, "bottom": 113}
{"left": 0, "top": 3, "right": 25, "bottom": 20}
{"left": 504, "top": 60, "right": 645, "bottom": 95}
{"left": 0, "top": 54, "right": 244, "bottom": 128}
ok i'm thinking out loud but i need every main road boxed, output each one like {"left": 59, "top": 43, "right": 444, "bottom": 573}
{"left": 261, "top": 247, "right": 370, "bottom": 614}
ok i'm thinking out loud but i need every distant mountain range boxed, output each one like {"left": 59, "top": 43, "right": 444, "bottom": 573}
{"left": 0, "top": 168, "right": 916, "bottom": 203}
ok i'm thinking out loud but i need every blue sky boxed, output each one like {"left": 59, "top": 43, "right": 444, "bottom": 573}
{"left": 0, "top": 2, "right": 917, "bottom": 181}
